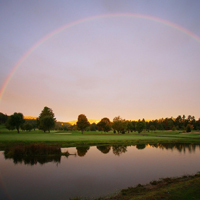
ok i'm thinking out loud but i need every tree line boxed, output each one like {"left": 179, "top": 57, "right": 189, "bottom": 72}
{"left": 0, "top": 106, "right": 200, "bottom": 133}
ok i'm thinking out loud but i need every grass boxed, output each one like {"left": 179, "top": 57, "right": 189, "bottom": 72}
{"left": 104, "top": 173, "right": 200, "bottom": 200}
{"left": 69, "top": 173, "right": 200, "bottom": 200}
{"left": 0, "top": 125, "right": 200, "bottom": 149}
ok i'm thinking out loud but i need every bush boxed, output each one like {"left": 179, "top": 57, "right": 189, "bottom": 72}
{"left": 186, "top": 124, "right": 193, "bottom": 132}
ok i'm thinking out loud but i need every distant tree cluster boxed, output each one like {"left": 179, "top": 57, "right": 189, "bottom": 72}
{"left": 1, "top": 108, "right": 200, "bottom": 134}
{"left": 145, "top": 115, "right": 199, "bottom": 133}
{"left": 87, "top": 114, "right": 200, "bottom": 134}
{"left": 2, "top": 106, "right": 56, "bottom": 133}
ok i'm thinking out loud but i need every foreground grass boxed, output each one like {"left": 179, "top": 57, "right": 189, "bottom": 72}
{"left": 104, "top": 173, "right": 200, "bottom": 200}
{"left": 70, "top": 173, "right": 200, "bottom": 200}
{"left": 0, "top": 125, "right": 200, "bottom": 149}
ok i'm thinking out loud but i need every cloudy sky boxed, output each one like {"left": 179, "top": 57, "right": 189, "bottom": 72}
{"left": 0, "top": 0, "right": 200, "bottom": 122}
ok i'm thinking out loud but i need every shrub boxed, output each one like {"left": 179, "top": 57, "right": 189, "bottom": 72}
{"left": 186, "top": 124, "right": 193, "bottom": 132}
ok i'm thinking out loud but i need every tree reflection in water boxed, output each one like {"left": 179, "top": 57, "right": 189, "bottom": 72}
{"left": 76, "top": 146, "right": 90, "bottom": 157}
{"left": 148, "top": 143, "right": 200, "bottom": 153}
{"left": 4, "top": 153, "right": 61, "bottom": 165}
{"left": 3, "top": 144, "right": 74, "bottom": 165}
{"left": 3, "top": 143, "right": 200, "bottom": 165}
{"left": 136, "top": 144, "right": 146, "bottom": 150}
{"left": 96, "top": 146, "right": 111, "bottom": 154}
{"left": 112, "top": 145, "right": 127, "bottom": 156}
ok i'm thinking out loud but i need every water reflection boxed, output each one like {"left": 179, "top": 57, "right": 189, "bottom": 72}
{"left": 76, "top": 146, "right": 90, "bottom": 157}
{"left": 96, "top": 145, "right": 111, "bottom": 154}
{"left": 3, "top": 143, "right": 200, "bottom": 165}
{"left": 136, "top": 144, "right": 146, "bottom": 150}
{"left": 1, "top": 143, "right": 200, "bottom": 199}
{"left": 3, "top": 144, "right": 73, "bottom": 165}
{"left": 4, "top": 153, "right": 61, "bottom": 165}
{"left": 112, "top": 145, "right": 127, "bottom": 156}
{"left": 148, "top": 143, "right": 200, "bottom": 153}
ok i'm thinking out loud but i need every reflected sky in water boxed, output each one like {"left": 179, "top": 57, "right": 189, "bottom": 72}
{"left": 0, "top": 144, "right": 200, "bottom": 199}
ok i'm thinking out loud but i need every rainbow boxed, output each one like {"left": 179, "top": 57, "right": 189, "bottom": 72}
{"left": 1, "top": 13, "right": 200, "bottom": 102}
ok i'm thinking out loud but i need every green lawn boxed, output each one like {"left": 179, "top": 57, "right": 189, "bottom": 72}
{"left": 0, "top": 125, "right": 200, "bottom": 149}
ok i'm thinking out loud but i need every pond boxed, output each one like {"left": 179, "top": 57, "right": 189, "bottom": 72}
{"left": 0, "top": 143, "right": 200, "bottom": 200}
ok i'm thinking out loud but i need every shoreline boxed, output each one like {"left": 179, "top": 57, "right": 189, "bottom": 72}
{"left": 70, "top": 173, "right": 200, "bottom": 200}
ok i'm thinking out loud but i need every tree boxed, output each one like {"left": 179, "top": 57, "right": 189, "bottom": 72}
{"left": 38, "top": 107, "right": 56, "bottom": 132}
{"left": 127, "top": 121, "right": 134, "bottom": 133}
{"left": 112, "top": 116, "right": 127, "bottom": 134}
{"left": 186, "top": 124, "right": 193, "bottom": 132}
{"left": 6, "top": 112, "right": 25, "bottom": 133}
{"left": 97, "top": 117, "right": 112, "bottom": 133}
{"left": 136, "top": 120, "right": 145, "bottom": 133}
{"left": 27, "top": 119, "right": 37, "bottom": 130}
{"left": 0, "top": 112, "right": 8, "bottom": 124}
{"left": 196, "top": 118, "right": 200, "bottom": 130}
{"left": 5, "top": 120, "right": 15, "bottom": 131}
{"left": 40, "top": 116, "right": 55, "bottom": 133}
{"left": 24, "top": 123, "right": 33, "bottom": 131}
{"left": 90, "top": 123, "right": 97, "bottom": 131}
{"left": 77, "top": 114, "right": 90, "bottom": 134}
{"left": 39, "top": 106, "right": 55, "bottom": 119}
{"left": 150, "top": 125, "right": 156, "bottom": 131}
{"left": 175, "top": 115, "right": 182, "bottom": 130}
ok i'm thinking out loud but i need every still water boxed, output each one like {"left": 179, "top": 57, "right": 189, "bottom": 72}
{"left": 0, "top": 144, "right": 200, "bottom": 200}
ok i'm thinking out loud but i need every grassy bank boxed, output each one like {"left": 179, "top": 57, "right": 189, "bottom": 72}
{"left": 0, "top": 125, "right": 200, "bottom": 149}
{"left": 69, "top": 173, "right": 200, "bottom": 200}
{"left": 94, "top": 173, "right": 200, "bottom": 200}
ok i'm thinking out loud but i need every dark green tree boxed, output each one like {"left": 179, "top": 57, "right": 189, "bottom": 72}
{"left": 27, "top": 119, "right": 37, "bottom": 130}
{"left": 77, "top": 114, "right": 90, "bottom": 134}
{"left": 127, "top": 121, "right": 134, "bottom": 133}
{"left": 38, "top": 107, "right": 56, "bottom": 132}
{"left": 90, "top": 123, "right": 97, "bottom": 131}
{"left": 40, "top": 116, "right": 55, "bottom": 133}
{"left": 6, "top": 113, "right": 25, "bottom": 133}
{"left": 131, "top": 121, "right": 137, "bottom": 132}
{"left": 5, "top": 120, "right": 15, "bottom": 131}
{"left": 112, "top": 116, "right": 127, "bottom": 134}
{"left": 196, "top": 118, "right": 200, "bottom": 130}
{"left": 39, "top": 107, "right": 55, "bottom": 119}
{"left": 24, "top": 122, "right": 33, "bottom": 131}
{"left": 136, "top": 120, "right": 145, "bottom": 133}
{"left": 97, "top": 117, "right": 111, "bottom": 133}
{"left": 0, "top": 112, "right": 8, "bottom": 124}
{"left": 150, "top": 125, "right": 156, "bottom": 131}
{"left": 186, "top": 124, "right": 193, "bottom": 132}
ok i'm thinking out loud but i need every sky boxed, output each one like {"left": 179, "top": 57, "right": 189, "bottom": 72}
{"left": 0, "top": 0, "right": 200, "bottom": 122}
